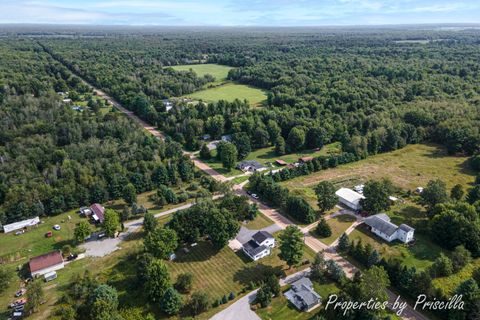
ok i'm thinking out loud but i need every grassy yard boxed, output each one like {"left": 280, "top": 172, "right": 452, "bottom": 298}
{"left": 313, "top": 215, "right": 356, "bottom": 245}
{"left": 171, "top": 64, "right": 232, "bottom": 84}
{"left": 244, "top": 212, "right": 275, "bottom": 230}
{"left": 281, "top": 143, "right": 476, "bottom": 209}
{"left": 183, "top": 82, "right": 268, "bottom": 106}
{"left": 205, "top": 142, "right": 341, "bottom": 179}
{"left": 256, "top": 281, "right": 340, "bottom": 320}
{"left": 245, "top": 142, "right": 341, "bottom": 167}
{"left": 349, "top": 225, "right": 444, "bottom": 271}
{"left": 0, "top": 210, "right": 88, "bottom": 265}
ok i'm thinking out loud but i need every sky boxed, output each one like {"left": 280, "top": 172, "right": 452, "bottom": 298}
{"left": 0, "top": 0, "right": 479, "bottom": 26}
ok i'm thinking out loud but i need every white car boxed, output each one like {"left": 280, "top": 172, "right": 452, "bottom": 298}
{"left": 53, "top": 225, "right": 61, "bottom": 231}
{"left": 251, "top": 194, "right": 259, "bottom": 200}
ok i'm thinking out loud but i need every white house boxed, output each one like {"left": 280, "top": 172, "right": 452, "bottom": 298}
{"left": 2, "top": 216, "right": 40, "bottom": 233}
{"left": 335, "top": 188, "right": 365, "bottom": 211}
{"left": 29, "top": 251, "right": 65, "bottom": 278}
{"left": 242, "top": 231, "right": 275, "bottom": 261}
{"left": 363, "top": 213, "right": 415, "bottom": 243}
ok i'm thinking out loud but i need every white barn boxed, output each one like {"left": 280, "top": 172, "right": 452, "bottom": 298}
{"left": 335, "top": 188, "right": 365, "bottom": 211}
{"left": 363, "top": 214, "right": 414, "bottom": 243}
{"left": 2, "top": 217, "right": 40, "bottom": 233}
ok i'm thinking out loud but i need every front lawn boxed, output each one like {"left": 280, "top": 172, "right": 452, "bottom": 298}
{"left": 256, "top": 281, "right": 340, "bottom": 320}
{"left": 313, "top": 215, "right": 356, "bottom": 245}
{"left": 244, "top": 212, "right": 275, "bottom": 230}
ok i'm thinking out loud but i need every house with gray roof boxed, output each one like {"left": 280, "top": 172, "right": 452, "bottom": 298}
{"left": 242, "top": 231, "right": 275, "bottom": 261}
{"left": 237, "top": 160, "right": 267, "bottom": 173}
{"left": 363, "top": 213, "right": 414, "bottom": 243}
{"left": 284, "top": 277, "right": 321, "bottom": 312}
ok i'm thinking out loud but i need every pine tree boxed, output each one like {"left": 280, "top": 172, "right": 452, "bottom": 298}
{"left": 315, "top": 218, "right": 332, "bottom": 238}
{"left": 337, "top": 233, "right": 350, "bottom": 252}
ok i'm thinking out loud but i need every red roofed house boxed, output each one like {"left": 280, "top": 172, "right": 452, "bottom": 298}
{"left": 90, "top": 203, "right": 105, "bottom": 223}
{"left": 29, "top": 251, "right": 64, "bottom": 277}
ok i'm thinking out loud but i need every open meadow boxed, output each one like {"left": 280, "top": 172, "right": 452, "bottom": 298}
{"left": 281, "top": 143, "right": 476, "bottom": 210}
{"left": 183, "top": 82, "right": 268, "bottom": 105}
{"left": 171, "top": 64, "right": 233, "bottom": 84}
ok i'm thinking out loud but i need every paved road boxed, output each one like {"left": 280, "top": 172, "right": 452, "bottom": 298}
{"left": 210, "top": 290, "right": 260, "bottom": 320}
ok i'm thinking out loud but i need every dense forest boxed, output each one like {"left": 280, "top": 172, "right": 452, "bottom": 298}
{"left": 38, "top": 28, "right": 480, "bottom": 162}
{"left": 0, "top": 40, "right": 205, "bottom": 224}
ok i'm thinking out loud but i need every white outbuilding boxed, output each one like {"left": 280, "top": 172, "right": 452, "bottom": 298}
{"left": 2, "top": 217, "right": 40, "bottom": 233}
{"left": 335, "top": 188, "right": 365, "bottom": 211}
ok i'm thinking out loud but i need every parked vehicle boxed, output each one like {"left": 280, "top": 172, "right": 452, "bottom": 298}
{"left": 14, "top": 289, "right": 26, "bottom": 297}
{"left": 9, "top": 298, "right": 27, "bottom": 308}
{"left": 44, "top": 271, "right": 57, "bottom": 282}
{"left": 45, "top": 231, "right": 53, "bottom": 238}
{"left": 251, "top": 193, "right": 259, "bottom": 199}
{"left": 97, "top": 232, "right": 106, "bottom": 239}
{"left": 53, "top": 224, "right": 61, "bottom": 231}
{"left": 12, "top": 311, "right": 23, "bottom": 319}
{"left": 66, "top": 253, "right": 78, "bottom": 261}
{"left": 14, "top": 230, "right": 24, "bottom": 236}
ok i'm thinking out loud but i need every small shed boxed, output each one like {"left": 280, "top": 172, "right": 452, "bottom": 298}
{"left": 299, "top": 156, "right": 314, "bottom": 163}
{"left": 275, "top": 159, "right": 288, "bottom": 166}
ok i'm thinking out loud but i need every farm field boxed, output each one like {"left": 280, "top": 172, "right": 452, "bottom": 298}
{"left": 170, "top": 63, "right": 232, "bottom": 84}
{"left": 313, "top": 214, "right": 356, "bottom": 245}
{"left": 281, "top": 143, "right": 476, "bottom": 210}
{"left": 183, "top": 82, "right": 268, "bottom": 105}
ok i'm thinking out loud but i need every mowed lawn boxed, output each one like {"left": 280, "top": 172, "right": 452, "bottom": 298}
{"left": 245, "top": 142, "right": 342, "bottom": 167}
{"left": 0, "top": 210, "right": 87, "bottom": 264}
{"left": 256, "top": 281, "right": 340, "bottom": 320}
{"left": 166, "top": 241, "right": 317, "bottom": 299}
{"left": 244, "top": 212, "right": 275, "bottom": 230}
{"left": 313, "top": 214, "right": 356, "bottom": 245}
{"left": 281, "top": 143, "right": 476, "bottom": 210}
{"left": 184, "top": 82, "right": 268, "bottom": 105}
{"left": 349, "top": 225, "right": 444, "bottom": 271}
{"left": 171, "top": 64, "right": 232, "bottom": 84}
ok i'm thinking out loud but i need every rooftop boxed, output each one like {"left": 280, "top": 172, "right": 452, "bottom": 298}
{"left": 29, "top": 251, "right": 63, "bottom": 273}
{"left": 335, "top": 187, "right": 365, "bottom": 203}
{"left": 243, "top": 240, "right": 269, "bottom": 257}
{"left": 364, "top": 213, "right": 414, "bottom": 237}
{"left": 252, "top": 231, "right": 274, "bottom": 244}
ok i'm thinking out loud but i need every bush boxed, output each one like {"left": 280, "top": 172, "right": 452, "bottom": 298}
{"left": 175, "top": 273, "right": 194, "bottom": 293}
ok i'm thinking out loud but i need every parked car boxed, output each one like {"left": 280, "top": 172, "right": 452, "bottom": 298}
{"left": 13, "top": 305, "right": 24, "bottom": 312}
{"left": 14, "top": 230, "right": 24, "bottom": 236}
{"left": 11, "top": 311, "right": 23, "bottom": 319}
{"left": 45, "top": 231, "right": 53, "bottom": 238}
{"left": 246, "top": 190, "right": 252, "bottom": 195}
{"left": 53, "top": 224, "right": 61, "bottom": 231}
{"left": 9, "top": 298, "right": 27, "bottom": 308}
{"left": 251, "top": 193, "right": 259, "bottom": 200}
{"left": 66, "top": 253, "right": 78, "bottom": 261}
{"left": 14, "top": 289, "right": 26, "bottom": 297}
{"left": 97, "top": 232, "right": 106, "bottom": 239}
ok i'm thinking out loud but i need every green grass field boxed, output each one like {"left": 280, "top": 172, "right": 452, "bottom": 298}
{"left": 171, "top": 64, "right": 232, "bottom": 84}
{"left": 244, "top": 212, "right": 275, "bottom": 230}
{"left": 313, "top": 215, "right": 356, "bottom": 245}
{"left": 256, "top": 281, "right": 340, "bottom": 320}
{"left": 433, "top": 258, "right": 480, "bottom": 296}
{"left": 184, "top": 82, "right": 268, "bottom": 105}
{"left": 349, "top": 225, "right": 444, "bottom": 271}
{"left": 281, "top": 143, "right": 476, "bottom": 210}
{"left": 245, "top": 142, "right": 342, "bottom": 167}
